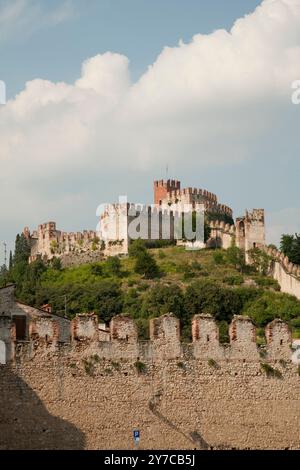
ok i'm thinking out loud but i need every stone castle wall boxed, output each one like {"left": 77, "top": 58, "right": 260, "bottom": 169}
{"left": 1, "top": 313, "right": 300, "bottom": 450}
{"left": 24, "top": 222, "right": 104, "bottom": 267}
{"left": 154, "top": 180, "right": 233, "bottom": 218}
{"left": 263, "top": 246, "right": 300, "bottom": 300}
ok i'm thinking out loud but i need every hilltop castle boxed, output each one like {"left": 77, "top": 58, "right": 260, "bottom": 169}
{"left": 23, "top": 179, "right": 265, "bottom": 266}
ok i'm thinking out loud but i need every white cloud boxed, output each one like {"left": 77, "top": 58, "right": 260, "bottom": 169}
{"left": 0, "top": 0, "right": 75, "bottom": 43}
{"left": 1, "top": 0, "right": 300, "bottom": 256}
{"left": 267, "top": 208, "right": 300, "bottom": 246}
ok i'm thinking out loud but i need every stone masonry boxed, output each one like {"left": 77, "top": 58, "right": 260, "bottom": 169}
{"left": 0, "top": 311, "right": 300, "bottom": 450}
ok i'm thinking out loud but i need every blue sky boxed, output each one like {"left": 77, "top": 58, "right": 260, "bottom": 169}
{"left": 0, "top": 0, "right": 300, "bottom": 264}
{"left": 2, "top": 1, "right": 261, "bottom": 98}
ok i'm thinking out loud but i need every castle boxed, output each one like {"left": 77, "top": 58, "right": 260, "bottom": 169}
{"left": 2, "top": 180, "right": 300, "bottom": 449}
{"left": 23, "top": 179, "right": 266, "bottom": 265}
{"left": 1, "top": 284, "right": 300, "bottom": 450}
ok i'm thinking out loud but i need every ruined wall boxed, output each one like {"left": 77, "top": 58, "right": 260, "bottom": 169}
{"left": 1, "top": 313, "right": 300, "bottom": 450}
{"left": 208, "top": 221, "right": 235, "bottom": 249}
{"left": 244, "top": 210, "right": 265, "bottom": 261}
{"left": 25, "top": 222, "right": 104, "bottom": 265}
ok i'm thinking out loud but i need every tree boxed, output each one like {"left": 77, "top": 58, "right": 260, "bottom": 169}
{"left": 226, "top": 246, "right": 245, "bottom": 272}
{"left": 14, "top": 234, "right": 30, "bottom": 265}
{"left": 128, "top": 239, "right": 147, "bottom": 258}
{"left": 134, "top": 251, "right": 159, "bottom": 279}
{"left": 11, "top": 234, "right": 31, "bottom": 287}
{"left": 280, "top": 233, "right": 300, "bottom": 265}
{"left": 184, "top": 279, "right": 244, "bottom": 323}
{"left": 247, "top": 248, "right": 270, "bottom": 275}
{"left": 9, "top": 251, "right": 13, "bottom": 271}
{"left": 0, "top": 264, "right": 8, "bottom": 287}
{"left": 243, "top": 291, "right": 300, "bottom": 326}
{"left": 105, "top": 256, "right": 122, "bottom": 276}
{"left": 141, "top": 284, "right": 184, "bottom": 320}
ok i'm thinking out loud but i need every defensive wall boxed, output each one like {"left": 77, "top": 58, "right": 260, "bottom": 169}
{"left": 1, "top": 313, "right": 300, "bottom": 450}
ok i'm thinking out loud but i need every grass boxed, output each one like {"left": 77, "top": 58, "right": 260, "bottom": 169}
{"left": 260, "top": 363, "right": 282, "bottom": 379}
{"left": 40, "top": 246, "right": 289, "bottom": 293}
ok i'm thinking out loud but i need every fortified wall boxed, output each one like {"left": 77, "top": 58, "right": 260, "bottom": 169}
{"left": 208, "top": 209, "right": 265, "bottom": 252}
{"left": 24, "top": 180, "right": 265, "bottom": 263}
{"left": 24, "top": 222, "right": 105, "bottom": 267}
{"left": 1, "top": 313, "right": 300, "bottom": 450}
{"left": 263, "top": 246, "right": 300, "bottom": 300}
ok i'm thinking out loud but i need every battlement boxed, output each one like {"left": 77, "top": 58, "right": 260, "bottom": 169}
{"left": 264, "top": 246, "right": 300, "bottom": 278}
{"left": 24, "top": 222, "right": 102, "bottom": 267}
{"left": 209, "top": 220, "right": 235, "bottom": 233}
{"left": 154, "top": 179, "right": 181, "bottom": 190}
{"left": 246, "top": 209, "right": 265, "bottom": 223}
{"left": 168, "top": 187, "right": 218, "bottom": 203}
{"left": 1, "top": 313, "right": 295, "bottom": 365}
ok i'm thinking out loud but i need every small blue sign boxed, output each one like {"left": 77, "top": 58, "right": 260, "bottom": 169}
{"left": 133, "top": 430, "right": 140, "bottom": 442}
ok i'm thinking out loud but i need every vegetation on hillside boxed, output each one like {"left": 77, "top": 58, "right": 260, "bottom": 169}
{"left": 280, "top": 233, "right": 300, "bottom": 265}
{"left": 1, "top": 235, "right": 300, "bottom": 341}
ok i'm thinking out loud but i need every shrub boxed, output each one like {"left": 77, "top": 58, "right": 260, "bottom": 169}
{"left": 213, "top": 251, "right": 225, "bottom": 265}
{"left": 111, "top": 361, "right": 121, "bottom": 370}
{"left": 51, "top": 257, "right": 62, "bottom": 271}
{"left": 141, "top": 284, "right": 184, "bottom": 320}
{"left": 259, "top": 349, "right": 267, "bottom": 358}
{"left": 83, "top": 359, "right": 95, "bottom": 376}
{"left": 134, "top": 361, "right": 147, "bottom": 374}
{"left": 105, "top": 256, "right": 122, "bottom": 276}
{"left": 243, "top": 291, "right": 300, "bottom": 327}
{"left": 218, "top": 320, "right": 229, "bottom": 344}
{"left": 128, "top": 239, "right": 147, "bottom": 258}
{"left": 248, "top": 248, "right": 270, "bottom": 275}
{"left": 224, "top": 275, "right": 244, "bottom": 286}
{"left": 91, "top": 354, "right": 100, "bottom": 363}
{"left": 208, "top": 358, "right": 218, "bottom": 368}
{"left": 177, "top": 362, "right": 186, "bottom": 370}
{"left": 184, "top": 279, "right": 244, "bottom": 323}
{"left": 252, "top": 276, "right": 280, "bottom": 290}
{"left": 90, "top": 263, "right": 103, "bottom": 276}
{"left": 134, "top": 251, "right": 160, "bottom": 279}
{"left": 256, "top": 327, "right": 267, "bottom": 346}
{"left": 226, "top": 246, "right": 245, "bottom": 272}
{"left": 135, "top": 318, "right": 150, "bottom": 340}
{"left": 260, "top": 363, "right": 282, "bottom": 379}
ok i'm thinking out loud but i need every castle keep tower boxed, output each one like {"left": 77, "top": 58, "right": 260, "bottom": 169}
{"left": 154, "top": 179, "right": 181, "bottom": 205}
{"left": 154, "top": 179, "right": 233, "bottom": 220}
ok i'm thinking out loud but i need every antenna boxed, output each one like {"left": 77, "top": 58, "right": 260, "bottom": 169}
{"left": 3, "top": 242, "right": 7, "bottom": 267}
{"left": 166, "top": 164, "right": 169, "bottom": 180}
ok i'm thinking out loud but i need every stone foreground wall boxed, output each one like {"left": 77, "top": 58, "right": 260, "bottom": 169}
{"left": 0, "top": 313, "right": 300, "bottom": 450}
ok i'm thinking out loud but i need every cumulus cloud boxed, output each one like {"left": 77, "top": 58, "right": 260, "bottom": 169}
{"left": 1, "top": 0, "right": 300, "bottom": 256}
{"left": 0, "top": 0, "right": 76, "bottom": 43}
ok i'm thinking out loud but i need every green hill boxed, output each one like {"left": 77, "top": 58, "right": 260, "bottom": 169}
{"left": 10, "top": 243, "right": 300, "bottom": 342}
